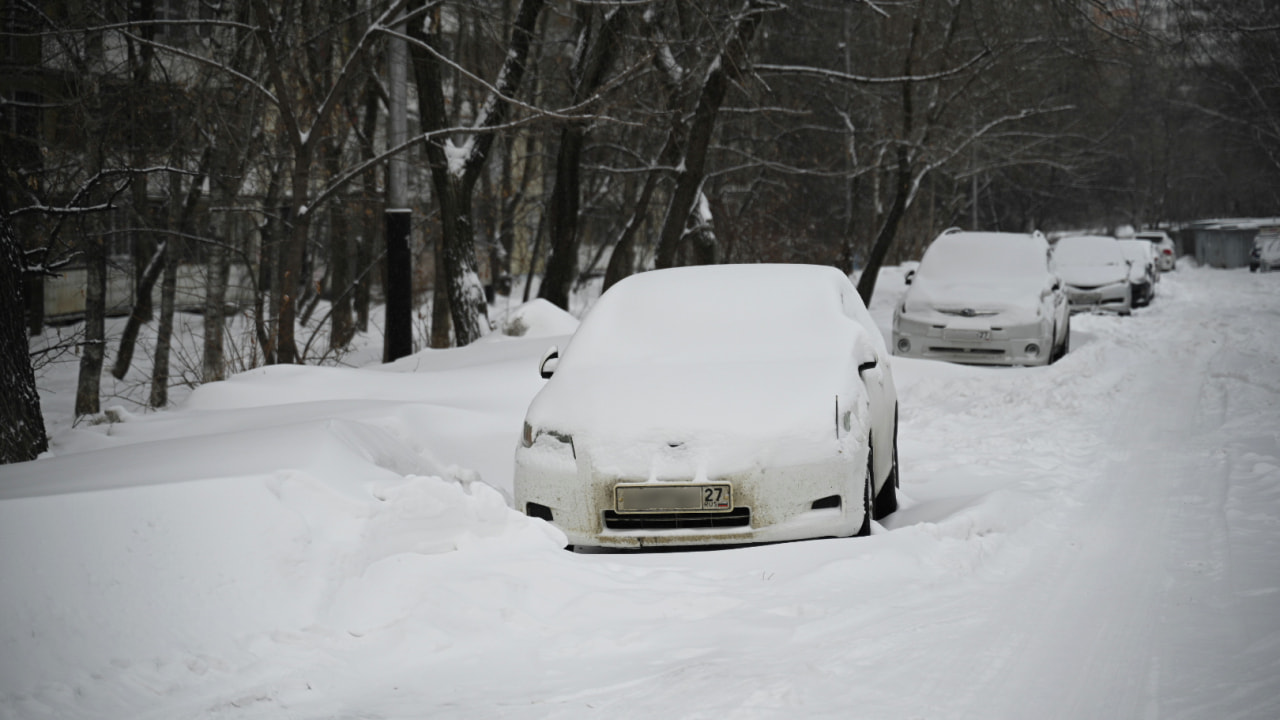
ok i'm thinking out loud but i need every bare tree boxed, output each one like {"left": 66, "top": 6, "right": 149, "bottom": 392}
{"left": 406, "top": 0, "right": 546, "bottom": 345}
{"left": 0, "top": 204, "right": 48, "bottom": 464}
{"left": 537, "top": 4, "right": 631, "bottom": 309}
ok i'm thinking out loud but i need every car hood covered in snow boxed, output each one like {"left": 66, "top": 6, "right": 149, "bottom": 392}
{"left": 523, "top": 357, "right": 863, "bottom": 477}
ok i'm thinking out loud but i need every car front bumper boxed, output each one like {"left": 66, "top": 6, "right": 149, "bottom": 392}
{"left": 892, "top": 316, "right": 1054, "bottom": 367}
{"left": 1065, "top": 283, "right": 1130, "bottom": 314}
{"left": 514, "top": 446, "right": 868, "bottom": 548}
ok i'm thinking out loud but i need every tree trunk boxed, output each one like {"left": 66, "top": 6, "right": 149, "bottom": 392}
{"left": 654, "top": 0, "right": 767, "bottom": 269}
{"left": 856, "top": 11, "right": 921, "bottom": 306}
{"left": 276, "top": 156, "right": 308, "bottom": 363}
{"left": 150, "top": 237, "right": 178, "bottom": 408}
{"left": 111, "top": 239, "right": 167, "bottom": 379}
{"left": 0, "top": 208, "right": 48, "bottom": 463}
{"left": 327, "top": 143, "right": 354, "bottom": 350}
{"left": 152, "top": 153, "right": 209, "bottom": 404}
{"left": 255, "top": 167, "right": 282, "bottom": 365}
{"left": 538, "top": 126, "right": 586, "bottom": 309}
{"left": 538, "top": 6, "right": 628, "bottom": 310}
{"left": 74, "top": 215, "right": 106, "bottom": 418}
{"left": 408, "top": 0, "right": 546, "bottom": 346}
{"left": 202, "top": 234, "right": 229, "bottom": 383}
{"left": 430, "top": 238, "right": 452, "bottom": 349}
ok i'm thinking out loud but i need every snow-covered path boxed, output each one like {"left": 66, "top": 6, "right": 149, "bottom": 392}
{"left": 2, "top": 266, "right": 1278, "bottom": 719}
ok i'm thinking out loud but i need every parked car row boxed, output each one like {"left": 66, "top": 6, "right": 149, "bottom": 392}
{"left": 892, "top": 228, "right": 1172, "bottom": 370}
{"left": 511, "top": 227, "right": 1180, "bottom": 551}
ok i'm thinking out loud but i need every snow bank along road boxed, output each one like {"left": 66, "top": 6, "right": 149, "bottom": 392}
{"left": 1, "top": 266, "right": 1278, "bottom": 719}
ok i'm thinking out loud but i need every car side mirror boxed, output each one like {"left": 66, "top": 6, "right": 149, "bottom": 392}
{"left": 539, "top": 347, "right": 559, "bottom": 379}
{"left": 904, "top": 269, "right": 915, "bottom": 285}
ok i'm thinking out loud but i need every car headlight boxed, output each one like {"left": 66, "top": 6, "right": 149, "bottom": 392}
{"left": 521, "top": 422, "right": 576, "bottom": 457}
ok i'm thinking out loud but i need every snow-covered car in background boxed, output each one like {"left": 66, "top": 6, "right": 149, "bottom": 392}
{"left": 1250, "top": 229, "right": 1280, "bottom": 272}
{"left": 893, "top": 229, "right": 1069, "bottom": 366}
{"left": 1135, "top": 230, "right": 1177, "bottom": 271}
{"left": 1052, "top": 235, "right": 1134, "bottom": 315}
{"left": 515, "top": 264, "right": 899, "bottom": 549}
{"left": 1117, "top": 238, "right": 1158, "bottom": 307}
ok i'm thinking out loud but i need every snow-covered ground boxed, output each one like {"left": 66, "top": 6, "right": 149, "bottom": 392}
{"left": 2, "top": 264, "right": 1279, "bottom": 719}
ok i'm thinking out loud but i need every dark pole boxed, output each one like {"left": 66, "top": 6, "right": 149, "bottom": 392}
{"left": 383, "top": 18, "right": 413, "bottom": 362}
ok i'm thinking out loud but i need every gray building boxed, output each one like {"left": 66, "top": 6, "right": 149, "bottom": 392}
{"left": 1182, "top": 218, "right": 1280, "bottom": 269}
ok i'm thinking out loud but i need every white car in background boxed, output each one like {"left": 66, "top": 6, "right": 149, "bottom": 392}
{"left": 1052, "top": 235, "right": 1134, "bottom": 315}
{"left": 1135, "top": 230, "right": 1177, "bottom": 272}
{"left": 1250, "top": 229, "right": 1280, "bottom": 272}
{"left": 515, "top": 264, "right": 899, "bottom": 549}
{"left": 1117, "top": 238, "right": 1158, "bottom": 307}
{"left": 893, "top": 229, "right": 1070, "bottom": 366}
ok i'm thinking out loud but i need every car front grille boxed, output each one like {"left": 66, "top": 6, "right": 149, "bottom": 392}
{"left": 927, "top": 346, "right": 1006, "bottom": 355}
{"left": 603, "top": 508, "right": 751, "bottom": 530}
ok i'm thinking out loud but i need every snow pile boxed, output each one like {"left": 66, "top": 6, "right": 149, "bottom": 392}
{"left": 2, "top": 267, "right": 1279, "bottom": 719}
{"left": 487, "top": 297, "right": 581, "bottom": 339}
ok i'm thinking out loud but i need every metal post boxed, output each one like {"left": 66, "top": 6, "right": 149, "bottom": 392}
{"left": 383, "top": 20, "right": 413, "bottom": 362}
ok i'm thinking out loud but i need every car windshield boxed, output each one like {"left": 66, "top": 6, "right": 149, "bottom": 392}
{"left": 1053, "top": 236, "right": 1126, "bottom": 267}
{"left": 1117, "top": 240, "right": 1153, "bottom": 264}
{"left": 914, "top": 232, "right": 1049, "bottom": 284}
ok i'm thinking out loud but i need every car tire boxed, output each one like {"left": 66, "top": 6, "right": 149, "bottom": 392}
{"left": 873, "top": 408, "right": 899, "bottom": 520}
{"left": 1050, "top": 319, "right": 1070, "bottom": 363}
{"left": 857, "top": 436, "right": 873, "bottom": 537}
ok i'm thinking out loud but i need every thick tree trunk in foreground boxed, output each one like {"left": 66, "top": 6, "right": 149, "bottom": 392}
{"left": 0, "top": 210, "right": 48, "bottom": 463}
{"left": 409, "top": 0, "right": 546, "bottom": 345}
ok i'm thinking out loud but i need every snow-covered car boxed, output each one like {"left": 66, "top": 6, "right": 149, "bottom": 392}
{"left": 514, "top": 264, "right": 899, "bottom": 549}
{"left": 1249, "top": 229, "right": 1280, "bottom": 272}
{"left": 893, "top": 229, "right": 1069, "bottom": 366}
{"left": 1051, "top": 235, "right": 1134, "bottom": 315}
{"left": 1134, "top": 230, "right": 1177, "bottom": 272}
{"left": 1117, "top": 238, "right": 1158, "bottom": 307}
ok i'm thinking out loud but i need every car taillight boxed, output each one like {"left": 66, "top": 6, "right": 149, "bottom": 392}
{"left": 1162, "top": 248, "right": 1173, "bottom": 255}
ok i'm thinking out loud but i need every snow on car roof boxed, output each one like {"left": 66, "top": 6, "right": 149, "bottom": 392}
{"left": 915, "top": 231, "right": 1050, "bottom": 282}
{"left": 1116, "top": 239, "right": 1154, "bottom": 263}
{"left": 1052, "top": 235, "right": 1126, "bottom": 266}
{"left": 559, "top": 264, "right": 872, "bottom": 369}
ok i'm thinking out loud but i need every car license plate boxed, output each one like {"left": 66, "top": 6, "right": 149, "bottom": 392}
{"left": 615, "top": 484, "right": 732, "bottom": 513}
{"left": 943, "top": 329, "right": 990, "bottom": 341}
{"left": 1072, "top": 291, "right": 1101, "bottom": 304}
